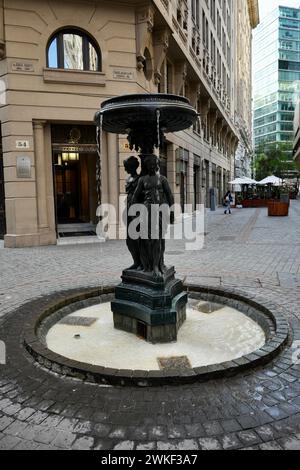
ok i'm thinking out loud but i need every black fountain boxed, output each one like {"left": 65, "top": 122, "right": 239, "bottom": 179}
{"left": 95, "top": 94, "right": 198, "bottom": 343}
{"left": 19, "top": 95, "right": 287, "bottom": 387}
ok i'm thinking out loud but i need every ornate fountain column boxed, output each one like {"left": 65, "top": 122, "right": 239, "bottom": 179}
{"left": 95, "top": 94, "right": 197, "bottom": 343}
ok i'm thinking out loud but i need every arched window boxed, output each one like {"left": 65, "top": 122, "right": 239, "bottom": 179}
{"left": 47, "top": 29, "right": 101, "bottom": 72}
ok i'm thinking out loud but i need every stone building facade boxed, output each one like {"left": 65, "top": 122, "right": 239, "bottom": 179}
{"left": 0, "top": 0, "right": 258, "bottom": 247}
{"left": 234, "top": 0, "right": 259, "bottom": 178}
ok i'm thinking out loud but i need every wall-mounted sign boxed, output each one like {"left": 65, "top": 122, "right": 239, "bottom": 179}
{"left": 11, "top": 62, "right": 34, "bottom": 72}
{"left": 16, "top": 156, "right": 31, "bottom": 178}
{"left": 52, "top": 144, "right": 97, "bottom": 154}
{"left": 16, "top": 140, "right": 30, "bottom": 150}
{"left": 113, "top": 70, "right": 134, "bottom": 81}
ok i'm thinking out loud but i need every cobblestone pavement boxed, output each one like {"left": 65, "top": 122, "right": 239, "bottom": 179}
{"left": 0, "top": 202, "right": 300, "bottom": 450}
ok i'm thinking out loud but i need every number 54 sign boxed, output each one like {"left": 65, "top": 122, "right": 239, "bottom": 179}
{"left": 16, "top": 140, "right": 30, "bottom": 150}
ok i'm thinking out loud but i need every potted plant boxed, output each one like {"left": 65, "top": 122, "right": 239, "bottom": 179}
{"left": 268, "top": 184, "right": 289, "bottom": 217}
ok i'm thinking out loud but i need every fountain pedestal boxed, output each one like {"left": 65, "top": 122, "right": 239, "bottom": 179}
{"left": 111, "top": 267, "right": 187, "bottom": 343}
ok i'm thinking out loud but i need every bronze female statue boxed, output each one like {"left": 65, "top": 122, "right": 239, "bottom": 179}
{"left": 132, "top": 154, "right": 174, "bottom": 276}
{"left": 123, "top": 156, "right": 141, "bottom": 270}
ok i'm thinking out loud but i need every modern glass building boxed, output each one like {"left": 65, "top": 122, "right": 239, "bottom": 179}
{"left": 253, "top": 5, "right": 300, "bottom": 151}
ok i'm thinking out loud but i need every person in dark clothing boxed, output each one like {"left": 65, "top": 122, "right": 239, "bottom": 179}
{"left": 224, "top": 191, "right": 233, "bottom": 215}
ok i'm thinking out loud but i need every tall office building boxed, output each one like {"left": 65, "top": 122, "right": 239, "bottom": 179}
{"left": 253, "top": 5, "right": 300, "bottom": 151}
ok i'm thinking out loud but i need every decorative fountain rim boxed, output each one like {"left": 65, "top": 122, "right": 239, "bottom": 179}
{"left": 97, "top": 93, "right": 198, "bottom": 135}
{"left": 22, "top": 285, "right": 290, "bottom": 387}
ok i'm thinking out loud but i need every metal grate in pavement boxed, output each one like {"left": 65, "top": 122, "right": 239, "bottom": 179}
{"left": 157, "top": 356, "right": 192, "bottom": 370}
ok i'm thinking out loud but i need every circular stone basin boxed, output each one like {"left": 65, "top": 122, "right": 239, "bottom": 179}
{"left": 46, "top": 299, "right": 265, "bottom": 371}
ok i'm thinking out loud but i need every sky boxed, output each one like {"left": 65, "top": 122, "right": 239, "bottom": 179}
{"left": 259, "top": 0, "right": 300, "bottom": 19}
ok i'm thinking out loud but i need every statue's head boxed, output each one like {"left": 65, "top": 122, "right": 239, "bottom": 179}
{"left": 144, "top": 155, "right": 159, "bottom": 176}
{"left": 124, "top": 156, "right": 139, "bottom": 175}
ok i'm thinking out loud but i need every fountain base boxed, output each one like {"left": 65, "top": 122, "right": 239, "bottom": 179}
{"left": 111, "top": 267, "right": 187, "bottom": 343}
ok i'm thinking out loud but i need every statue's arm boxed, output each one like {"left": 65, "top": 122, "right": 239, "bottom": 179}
{"left": 132, "top": 177, "right": 144, "bottom": 205}
{"left": 162, "top": 177, "right": 175, "bottom": 224}
{"left": 162, "top": 177, "right": 175, "bottom": 207}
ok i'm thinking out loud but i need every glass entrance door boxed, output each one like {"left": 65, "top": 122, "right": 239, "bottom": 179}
{"left": 53, "top": 152, "right": 97, "bottom": 228}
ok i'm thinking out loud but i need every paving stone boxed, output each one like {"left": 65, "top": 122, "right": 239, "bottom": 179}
{"left": 57, "top": 418, "right": 79, "bottom": 433}
{"left": 3, "top": 404, "right": 22, "bottom": 416}
{"left": 40, "top": 415, "right": 64, "bottom": 428}
{"left": 279, "top": 435, "right": 300, "bottom": 451}
{"left": 0, "top": 416, "right": 14, "bottom": 432}
{"left": 167, "top": 425, "right": 187, "bottom": 439}
{"left": 221, "top": 419, "right": 243, "bottom": 433}
{"left": 14, "top": 439, "right": 39, "bottom": 450}
{"left": 28, "top": 411, "right": 49, "bottom": 425}
{"left": 255, "top": 425, "right": 276, "bottom": 442}
{"left": 136, "top": 442, "right": 156, "bottom": 450}
{"left": 108, "top": 427, "right": 127, "bottom": 439}
{"left": 73, "top": 420, "right": 92, "bottom": 435}
{"left": 185, "top": 423, "right": 206, "bottom": 438}
{"left": 72, "top": 436, "right": 94, "bottom": 450}
{"left": 237, "top": 415, "right": 260, "bottom": 429}
{"left": 93, "top": 423, "right": 111, "bottom": 438}
{"left": 16, "top": 407, "right": 36, "bottom": 421}
{"left": 202, "top": 421, "right": 224, "bottom": 436}
{"left": 265, "top": 406, "right": 289, "bottom": 420}
{"left": 198, "top": 437, "right": 222, "bottom": 451}
{"left": 176, "top": 439, "right": 199, "bottom": 450}
{"left": 259, "top": 442, "right": 283, "bottom": 451}
{"left": 113, "top": 440, "right": 135, "bottom": 450}
{"left": 157, "top": 441, "right": 181, "bottom": 450}
{"left": 221, "top": 434, "right": 243, "bottom": 450}
{"left": 94, "top": 439, "right": 115, "bottom": 450}
{"left": 148, "top": 426, "right": 167, "bottom": 440}
{"left": 3, "top": 420, "right": 29, "bottom": 437}
{"left": 51, "top": 431, "right": 76, "bottom": 449}
{"left": 237, "top": 430, "right": 261, "bottom": 446}
{"left": 0, "top": 435, "right": 23, "bottom": 449}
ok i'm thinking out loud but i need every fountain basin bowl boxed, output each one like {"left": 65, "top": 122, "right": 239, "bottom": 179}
{"left": 96, "top": 94, "right": 198, "bottom": 134}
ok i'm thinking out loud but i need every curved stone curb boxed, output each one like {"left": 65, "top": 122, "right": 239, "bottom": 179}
{"left": 20, "top": 284, "right": 290, "bottom": 387}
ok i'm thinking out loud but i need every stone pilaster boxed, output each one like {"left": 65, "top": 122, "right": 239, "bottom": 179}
{"left": 33, "top": 121, "right": 48, "bottom": 230}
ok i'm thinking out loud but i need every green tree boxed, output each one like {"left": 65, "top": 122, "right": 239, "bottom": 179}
{"left": 253, "top": 141, "right": 299, "bottom": 181}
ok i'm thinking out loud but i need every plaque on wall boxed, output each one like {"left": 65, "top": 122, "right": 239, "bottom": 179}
{"left": 113, "top": 70, "right": 134, "bottom": 80}
{"left": 16, "top": 156, "right": 31, "bottom": 178}
{"left": 11, "top": 62, "right": 35, "bottom": 72}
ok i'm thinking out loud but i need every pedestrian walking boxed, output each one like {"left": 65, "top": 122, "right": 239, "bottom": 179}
{"left": 224, "top": 191, "right": 233, "bottom": 215}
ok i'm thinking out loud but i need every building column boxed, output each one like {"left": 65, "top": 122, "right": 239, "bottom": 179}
{"left": 0, "top": 0, "right": 5, "bottom": 59}
{"left": 167, "top": 143, "right": 181, "bottom": 215}
{"left": 101, "top": 132, "right": 109, "bottom": 205}
{"left": 33, "top": 121, "right": 48, "bottom": 230}
{"left": 207, "top": 160, "right": 212, "bottom": 208}
{"left": 107, "top": 133, "right": 119, "bottom": 237}
{"left": 200, "top": 97, "right": 210, "bottom": 141}
{"left": 207, "top": 109, "right": 218, "bottom": 146}
{"left": 187, "top": 151, "right": 194, "bottom": 209}
{"left": 220, "top": 167, "right": 224, "bottom": 202}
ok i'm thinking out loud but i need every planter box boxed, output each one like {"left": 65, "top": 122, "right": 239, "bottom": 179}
{"left": 267, "top": 201, "right": 289, "bottom": 217}
{"left": 241, "top": 199, "right": 268, "bottom": 208}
